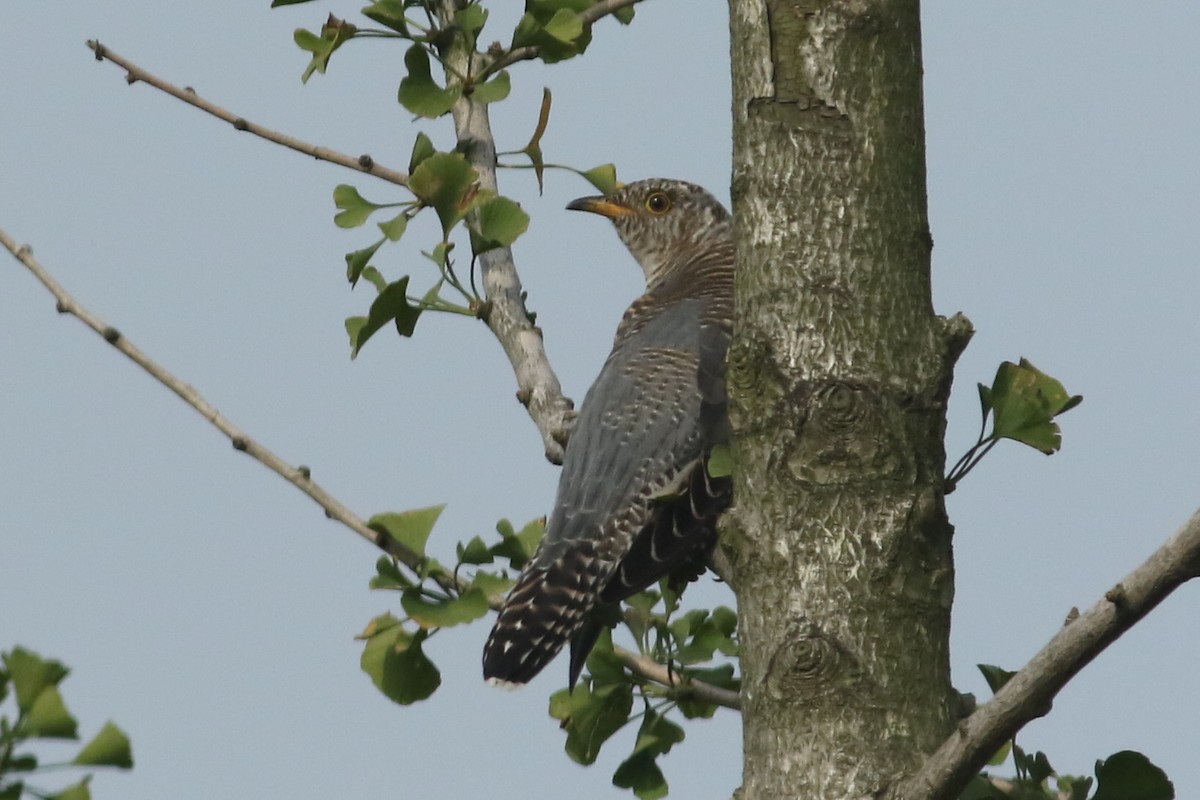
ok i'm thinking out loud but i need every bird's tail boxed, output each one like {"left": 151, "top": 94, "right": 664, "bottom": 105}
{"left": 482, "top": 544, "right": 605, "bottom": 686}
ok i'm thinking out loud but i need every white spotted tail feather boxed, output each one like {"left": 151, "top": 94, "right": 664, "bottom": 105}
{"left": 483, "top": 540, "right": 609, "bottom": 685}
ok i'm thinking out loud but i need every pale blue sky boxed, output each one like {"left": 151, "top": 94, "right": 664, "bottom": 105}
{"left": 2, "top": 2, "right": 1198, "bottom": 798}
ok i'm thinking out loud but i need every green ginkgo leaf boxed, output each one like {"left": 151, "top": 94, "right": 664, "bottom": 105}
{"left": 74, "top": 721, "right": 133, "bottom": 769}
{"left": 4, "top": 647, "right": 68, "bottom": 714}
{"left": 360, "top": 619, "right": 441, "bottom": 705}
{"left": 361, "top": 0, "right": 411, "bottom": 35}
{"left": 333, "top": 184, "right": 381, "bottom": 229}
{"left": 346, "top": 277, "right": 423, "bottom": 357}
{"left": 549, "top": 681, "right": 632, "bottom": 766}
{"left": 294, "top": 15, "right": 357, "bottom": 83}
{"left": 408, "top": 152, "right": 479, "bottom": 236}
{"left": 23, "top": 686, "right": 78, "bottom": 739}
{"left": 398, "top": 45, "right": 461, "bottom": 118}
{"left": 344, "top": 238, "right": 385, "bottom": 286}
{"left": 581, "top": 164, "right": 620, "bottom": 195}
{"left": 401, "top": 588, "right": 489, "bottom": 628}
{"left": 472, "top": 70, "right": 511, "bottom": 104}
{"left": 474, "top": 195, "right": 530, "bottom": 250}
{"left": 367, "top": 504, "right": 446, "bottom": 558}
{"left": 986, "top": 358, "right": 1082, "bottom": 454}
{"left": 1093, "top": 751, "right": 1174, "bottom": 800}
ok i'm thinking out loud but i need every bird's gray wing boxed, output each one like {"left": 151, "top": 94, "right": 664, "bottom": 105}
{"left": 597, "top": 317, "right": 731, "bottom": 603}
{"left": 482, "top": 301, "right": 709, "bottom": 684}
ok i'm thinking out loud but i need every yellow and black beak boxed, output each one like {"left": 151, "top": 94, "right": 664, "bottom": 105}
{"left": 566, "top": 195, "right": 634, "bottom": 218}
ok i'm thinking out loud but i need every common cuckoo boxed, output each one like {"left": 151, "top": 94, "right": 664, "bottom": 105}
{"left": 482, "top": 178, "right": 734, "bottom": 687}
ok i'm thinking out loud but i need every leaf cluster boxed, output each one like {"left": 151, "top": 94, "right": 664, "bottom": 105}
{"left": 350, "top": 492, "right": 738, "bottom": 799}
{"left": 271, "top": 0, "right": 625, "bottom": 357}
{"left": 549, "top": 632, "right": 687, "bottom": 800}
{"left": 947, "top": 359, "right": 1083, "bottom": 491}
{"left": 357, "top": 510, "right": 547, "bottom": 706}
{"left": 546, "top": 586, "right": 739, "bottom": 799}
{"left": 0, "top": 648, "right": 133, "bottom": 800}
{"left": 336, "top": 141, "right": 530, "bottom": 356}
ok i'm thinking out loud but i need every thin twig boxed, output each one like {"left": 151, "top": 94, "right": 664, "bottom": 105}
{"left": 85, "top": 40, "right": 410, "bottom": 188}
{"left": 894, "top": 508, "right": 1200, "bottom": 800}
{"left": 1, "top": 227, "right": 739, "bottom": 709}
{"left": 614, "top": 646, "right": 741, "bottom": 710}
{"left": 483, "top": 0, "right": 645, "bottom": 78}
{"left": 0, "top": 227, "right": 420, "bottom": 565}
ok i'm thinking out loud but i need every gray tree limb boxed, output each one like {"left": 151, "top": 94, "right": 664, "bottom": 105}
{"left": 895, "top": 508, "right": 1200, "bottom": 800}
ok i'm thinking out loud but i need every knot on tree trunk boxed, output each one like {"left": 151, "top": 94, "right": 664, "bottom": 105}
{"left": 787, "top": 381, "right": 914, "bottom": 484}
{"left": 765, "top": 619, "right": 859, "bottom": 703}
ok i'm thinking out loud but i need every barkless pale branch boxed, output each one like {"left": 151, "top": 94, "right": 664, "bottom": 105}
{"left": 436, "top": 1, "right": 577, "bottom": 464}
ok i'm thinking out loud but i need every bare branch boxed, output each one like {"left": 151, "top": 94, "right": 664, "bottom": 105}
{"left": 0, "top": 226, "right": 419, "bottom": 565}
{"left": 85, "top": 40, "right": 410, "bottom": 188}
{"left": 485, "top": 0, "right": 646, "bottom": 78}
{"left": 436, "top": 5, "right": 576, "bottom": 464}
{"left": 895, "top": 508, "right": 1200, "bottom": 800}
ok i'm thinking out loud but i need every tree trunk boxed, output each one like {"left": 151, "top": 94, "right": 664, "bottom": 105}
{"left": 725, "top": 2, "right": 971, "bottom": 797}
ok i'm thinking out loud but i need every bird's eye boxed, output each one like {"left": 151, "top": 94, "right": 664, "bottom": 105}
{"left": 645, "top": 192, "right": 672, "bottom": 215}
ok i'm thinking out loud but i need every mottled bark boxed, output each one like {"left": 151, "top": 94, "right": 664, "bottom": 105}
{"left": 725, "top": 1, "right": 971, "bottom": 797}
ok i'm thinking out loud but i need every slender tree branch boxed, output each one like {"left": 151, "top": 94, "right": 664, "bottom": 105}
{"left": 894, "top": 508, "right": 1200, "bottom": 800}
{"left": 85, "top": 40, "right": 410, "bottom": 188}
{"left": 0, "top": 227, "right": 421, "bottom": 565}
{"left": 2, "top": 227, "right": 736, "bottom": 707}
{"left": 615, "top": 647, "right": 741, "bottom": 710}
{"left": 436, "top": 4, "right": 576, "bottom": 464}
{"left": 482, "top": 0, "right": 645, "bottom": 78}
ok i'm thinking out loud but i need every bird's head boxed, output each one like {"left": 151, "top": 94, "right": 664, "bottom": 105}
{"left": 567, "top": 178, "right": 731, "bottom": 287}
